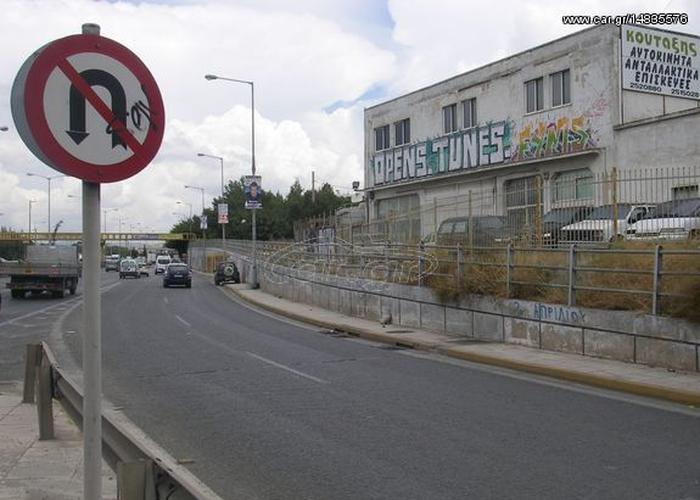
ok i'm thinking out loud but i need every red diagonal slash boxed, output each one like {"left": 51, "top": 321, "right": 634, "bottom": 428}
{"left": 56, "top": 58, "right": 142, "bottom": 154}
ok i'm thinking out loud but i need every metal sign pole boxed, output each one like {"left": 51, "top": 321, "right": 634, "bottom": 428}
{"left": 80, "top": 23, "right": 103, "bottom": 500}
{"left": 82, "top": 180, "right": 102, "bottom": 499}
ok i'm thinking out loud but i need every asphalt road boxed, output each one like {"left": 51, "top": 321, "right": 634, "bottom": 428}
{"left": 6, "top": 270, "right": 700, "bottom": 499}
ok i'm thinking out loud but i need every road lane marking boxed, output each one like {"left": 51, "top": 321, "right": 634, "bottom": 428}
{"left": 0, "top": 281, "right": 122, "bottom": 328}
{"left": 175, "top": 315, "right": 191, "bottom": 328}
{"left": 163, "top": 297, "right": 169, "bottom": 304}
{"left": 246, "top": 352, "right": 328, "bottom": 384}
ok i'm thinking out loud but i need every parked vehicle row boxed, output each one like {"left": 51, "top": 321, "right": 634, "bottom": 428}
{"left": 429, "top": 197, "right": 700, "bottom": 247}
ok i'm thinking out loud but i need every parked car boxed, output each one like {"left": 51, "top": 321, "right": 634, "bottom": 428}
{"left": 541, "top": 206, "right": 593, "bottom": 245}
{"left": 627, "top": 197, "right": 700, "bottom": 240}
{"left": 163, "top": 263, "right": 192, "bottom": 288}
{"left": 559, "top": 204, "right": 655, "bottom": 243}
{"left": 214, "top": 261, "right": 240, "bottom": 286}
{"left": 119, "top": 258, "right": 139, "bottom": 279}
{"left": 437, "top": 216, "right": 510, "bottom": 246}
{"left": 154, "top": 255, "right": 172, "bottom": 274}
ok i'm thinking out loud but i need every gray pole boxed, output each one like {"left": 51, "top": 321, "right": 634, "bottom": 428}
{"left": 81, "top": 22, "right": 103, "bottom": 500}
{"left": 250, "top": 81, "right": 258, "bottom": 288}
{"left": 220, "top": 157, "right": 226, "bottom": 245}
{"left": 47, "top": 177, "right": 51, "bottom": 234}
{"left": 28, "top": 200, "right": 32, "bottom": 236}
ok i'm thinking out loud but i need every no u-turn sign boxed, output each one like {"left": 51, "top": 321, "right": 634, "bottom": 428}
{"left": 11, "top": 33, "right": 165, "bottom": 182}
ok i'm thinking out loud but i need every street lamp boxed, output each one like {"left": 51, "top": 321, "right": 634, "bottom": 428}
{"left": 0, "top": 126, "right": 8, "bottom": 132}
{"left": 102, "top": 207, "right": 119, "bottom": 233}
{"left": 184, "top": 185, "right": 207, "bottom": 268}
{"left": 204, "top": 73, "right": 258, "bottom": 288}
{"left": 26, "top": 172, "right": 66, "bottom": 233}
{"left": 176, "top": 201, "right": 194, "bottom": 266}
{"left": 197, "top": 152, "right": 226, "bottom": 242}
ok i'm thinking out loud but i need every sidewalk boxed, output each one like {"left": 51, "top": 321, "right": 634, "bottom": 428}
{"left": 224, "top": 284, "right": 700, "bottom": 407}
{"left": 0, "top": 382, "right": 116, "bottom": 500}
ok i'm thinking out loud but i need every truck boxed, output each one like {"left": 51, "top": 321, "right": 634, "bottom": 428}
{"left": 0, "top": 245, "right": 81, "bottom": 299}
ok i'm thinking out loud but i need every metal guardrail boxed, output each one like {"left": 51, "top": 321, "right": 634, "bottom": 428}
{"left": 198, "top": 238, "right": 700, "bottom": 317}
{"left": 24, "top": 342, "right": 222, "bottom": 500}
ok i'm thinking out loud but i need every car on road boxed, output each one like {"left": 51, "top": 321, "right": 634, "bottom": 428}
{"left": 104, "top": 254, "right": 120, "bottom": 272}
{"left": 138, "top": 262, "right": 150, "bottom": 277}
{"left": 154, "top": 255, "right": 172, "bottom": 274}
{"left": 214, "top": 261, "right": 240, "bottom": 286}
{"left": 559, "top": 204, "right": 655, "bottom": 243}
{"left": 626, "top": 197, "right": 700, "bottom": 240}
{"left": 163, "top": 263, "right": 192, "bottom": 288}
{"left": 119, "top": 258, "right": 140, "bottom": 279}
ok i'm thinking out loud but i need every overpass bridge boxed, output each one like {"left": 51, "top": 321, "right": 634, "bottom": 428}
{"left": 0, "top": 232, "right": 197, "bottom": 243}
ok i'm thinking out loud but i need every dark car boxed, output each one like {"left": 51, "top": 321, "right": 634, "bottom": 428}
{"left": 542, "top": 206, "right": 593, "bottom": 245}
{"left": 437, "top": 216, "right": 510, "bottom": 247}
{"left": 163, "top": 263, "right": 192, "bottom": 288}
{"left": 214, "top": 262, "right": 240, "bottom": 286}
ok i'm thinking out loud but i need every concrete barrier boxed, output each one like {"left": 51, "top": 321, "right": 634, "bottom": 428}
{"left": 192, "top": 246, "right": 700, "bottom": 373}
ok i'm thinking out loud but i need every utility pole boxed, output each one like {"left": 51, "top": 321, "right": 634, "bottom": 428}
{"left": 312, "top": 171, "right": 316, "bottom": 204}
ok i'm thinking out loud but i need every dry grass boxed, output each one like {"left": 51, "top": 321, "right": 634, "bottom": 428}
{"left": 425, "top": 240, "right": 700, "bottom": 322}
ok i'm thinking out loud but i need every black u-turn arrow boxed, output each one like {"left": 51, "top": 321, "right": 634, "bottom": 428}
{"left": 66, "top": 69, "right": 127, "bottom": 149}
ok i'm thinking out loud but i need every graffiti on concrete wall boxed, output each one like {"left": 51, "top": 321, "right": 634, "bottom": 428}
{"left": 511, "top": 114, "right": 597, "bottom": 162}
{"left": 533, "top": 303, "right": 586, "bottom": 323}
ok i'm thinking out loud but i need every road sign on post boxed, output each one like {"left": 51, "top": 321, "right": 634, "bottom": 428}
{"left": 11, "top": 24, "right": 164, "bottom": 500}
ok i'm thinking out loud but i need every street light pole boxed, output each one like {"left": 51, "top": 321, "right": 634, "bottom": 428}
{"left": 204, "top": 74, "right": 258, "bottom": 287}
{"left": 197, "top": 153, "right": 226, "bottom": 244}
{"left": 184, "top": 185, "right": 207, "bottom": 270}
{"left": 177, "top": 201, "right": 194, "bottom": 266}
{"left": 28, "top": 199, "right": 37, "bottom": 239}
{"left": 26, "top": 173, "right": 65, "bottom": 234}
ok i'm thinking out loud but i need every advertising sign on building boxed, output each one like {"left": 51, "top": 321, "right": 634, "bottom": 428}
{"left": 244, "top": 175, "right": 262, "bottom": 209}
{"left": 217, "top": 203, "right": 228, "bottom": 224}
{"left": 621, "top": 25, "right": 700, "bottom": 100}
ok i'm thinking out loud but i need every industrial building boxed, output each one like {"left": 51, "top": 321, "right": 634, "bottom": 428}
{"left": 363, "top": 24, "right": 700, "bottom": 243}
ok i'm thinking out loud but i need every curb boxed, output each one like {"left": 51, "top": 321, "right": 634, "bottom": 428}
{"left": 224, "top": 286, "right": 700, "bottom": 407}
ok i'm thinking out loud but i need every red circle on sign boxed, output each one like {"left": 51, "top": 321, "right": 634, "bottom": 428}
{"left": 22, "top": 34, "right": 165, "bottom": 183}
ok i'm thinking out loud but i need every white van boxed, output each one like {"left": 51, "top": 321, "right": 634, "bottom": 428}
{"left": 154, "top": 255, "right": 172, "bottom": 274}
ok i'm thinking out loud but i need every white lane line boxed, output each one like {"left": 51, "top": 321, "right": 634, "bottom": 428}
{"left": 175, "top": 315, "right": 191, "bottom": 328}
{"left": 0, "top": 280, "right": 123, "bottom": 328}
{"left": 246, "top": 352, "right": 328, "bottom": 384}
{"left": 163, "top": 297, "right": 169, "bottom": 304}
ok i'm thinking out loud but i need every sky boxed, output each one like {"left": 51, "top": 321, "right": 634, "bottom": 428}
{"left": 1, "top": 0, "right": 698, "bottom": 233}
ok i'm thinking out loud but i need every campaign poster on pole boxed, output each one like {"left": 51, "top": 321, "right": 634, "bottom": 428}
{"left": 218, "top": 203, "right": 229, "bottom": 224}
{"left": 244, "top": 175, "right": 262, "bottom": 209}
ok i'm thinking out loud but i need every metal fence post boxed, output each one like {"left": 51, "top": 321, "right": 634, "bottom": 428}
{"left": 568, "top": 244, "right": 577, "bottom": 306}
{"left": 37, "top": 348, "right": 54, "bottom": 440}
{"left": 506, "top": 244, "right": 513, "bottom": 298}
{"left": 652, "top": 244, "right": 662, "bottom": 315}
{"left": 418, "top": 242, "right": 425, "bottom": 287}
{"left": 456, "top": 243, "right": 464, "bottom": 288}
{"left": 23, "top": 344, "right": 40, "bottom": 403}
{"left": 384, "top": 242, "right": 390, "bottom": 281}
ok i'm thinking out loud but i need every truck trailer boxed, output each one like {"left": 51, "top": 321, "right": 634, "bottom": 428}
{"left": 0, "top": 245, "right": 81, "bottom": 299}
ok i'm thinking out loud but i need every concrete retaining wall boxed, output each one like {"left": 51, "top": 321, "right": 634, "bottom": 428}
{"left": 193, "top": 246, "right": 700, "bottom": 373}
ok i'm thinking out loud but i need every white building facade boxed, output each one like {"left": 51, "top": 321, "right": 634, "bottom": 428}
{"left": 363, "top": 24, "right": 700, "bottom": 242}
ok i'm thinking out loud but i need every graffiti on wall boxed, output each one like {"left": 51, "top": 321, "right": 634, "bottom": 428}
{"left": 372, "top": 120, "right": 514, "bottom": 186}
{"left": 511, "top": 114, "right": 597, "bottom": 162}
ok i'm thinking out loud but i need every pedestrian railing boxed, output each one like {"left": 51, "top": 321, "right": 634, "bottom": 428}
{"left": 23, "top": 342, "right": 222, "bottom": 500}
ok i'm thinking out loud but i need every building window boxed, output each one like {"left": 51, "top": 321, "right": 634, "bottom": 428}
{"left": 376, "top": 194, "right": 421, "bottom": 243}
{"left": 462, "top": 98, "right": 477, "bottom": 129}
{"left": 553, "top": 168, "right": 593, "bottom": 203}
{"left": 672, "top": 185, "right": 699, "bottom": 200}
{"left": 374, "top": 125, "right": 390, "bottom": 151}
{"left": 551, "top": 69, "right": 570, "bottom": 107}
{"left": 525, "top": 78, "right": 543, "bottom": 113}
{"left": 505, "top": 176, "right": 542, "bottom": 235}
{"left": 394, "top": 118, "right": 410, "bottom": 146}
{"left": 443, "top": 104, "right": 457, "bottom": 133}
